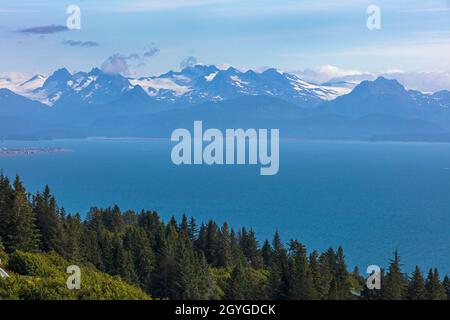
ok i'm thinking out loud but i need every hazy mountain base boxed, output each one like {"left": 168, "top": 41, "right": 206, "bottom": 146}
{"left": 1, "top": 77, "right": 450, "bottom": 141}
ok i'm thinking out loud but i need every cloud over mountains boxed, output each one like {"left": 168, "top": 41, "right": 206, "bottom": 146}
{"left": 293, "top": 65, "right": 450, "bottom": 92}
{"left": 101, "top": 47, "right": 160, "bottom": 75}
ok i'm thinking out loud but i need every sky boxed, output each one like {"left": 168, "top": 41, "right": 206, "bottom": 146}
{"left": 0, "top": 0, "right": 449, "bottom": 77}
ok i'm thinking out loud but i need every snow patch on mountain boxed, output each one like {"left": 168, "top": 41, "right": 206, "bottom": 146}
{"left": 205, "top": 72, "right": 218, "bottom": 81}
{"left": 130, "top": 77, "right": 191, "bottom": 96}
{"left": 3, "top": 65, "right": 446, "bottom": 109}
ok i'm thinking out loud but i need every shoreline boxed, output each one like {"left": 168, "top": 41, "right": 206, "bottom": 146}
{"left": 2, "top": 136, "right": 450, "bottom": 145}
{"left": 0, "top": 147, "right": 69, "bottom": 157}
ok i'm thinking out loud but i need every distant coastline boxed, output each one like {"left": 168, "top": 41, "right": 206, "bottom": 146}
{"left": 0, "top": 147, "right": 68, "bottom": 157}
{"left": 3, "top": 136, "right": 450, "bottom": 145}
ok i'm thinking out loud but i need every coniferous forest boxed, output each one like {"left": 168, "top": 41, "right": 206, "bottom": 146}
{"left": 0, "top": 173, "right": 449, "bottom": 300}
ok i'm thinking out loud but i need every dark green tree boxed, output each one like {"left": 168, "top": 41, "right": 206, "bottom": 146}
{"left": 382, "top": 250, "right": 407, "bottom": 300}
{"left": 407, "top": 266, "right": 427, "bottom": 300}
{"left": 225, "top": 260, "right": 253, "bottom": 300}
{"left": 205, "top": 220, "right": 220, "bottom": 266}
{"left": 33, "top": 186, "right": 65, "bottom": 254}
{"left": 217, "top": 222, "right": 232, "bottom": 268}
{"left": 174, "top": 239, "right": 209, "bottom": 299}
{"left": 261, "top": 240, "right": 273, "bottom": 268}
{"left": 187, "top": 216, "right": 197, "bottom": 242}
{"left": 110, "top": 234, "right": 137, "bottom": 283}
{"left": 425, "top": 268, "right": 447, "bottom": 300}
{"left": 334, "top": 247, "right": 351, "bottom": 299}
{"left": 240, "top": 228, "right": 263, "bottom": 268}
{"left": 267, "top": 232, "right": 290, "bottom": 299}
{"left": 180, "top": 214, "right": 189, "bottom": 237}
{"left": 442, "top": 275, "right": 450, "bottom": 300}
{"left": 0, "top": 173, "right": 13, "bottom": 242}
{"left": 2, "top": 176, "right": 40, "bottom": 252}
{"left": 152, "top": 224, "right": 179, "bottom": 298}
{"left": 287, "top": 240, "right": 317, "bottom": 299}
{"left": 309, "top": 250, "right": 325, "bottom": 299}
{"left": 62, "top": 213, "right": 83, "bottom": 262}
{"left": 123, "top": 226, "right": 155, "bottom": 292}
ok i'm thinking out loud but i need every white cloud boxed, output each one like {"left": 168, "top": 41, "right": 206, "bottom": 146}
{"left": 381, "top": 71, "right": 450, "bottom": 93}
{"left": 101, "top": 47, "right": 160, "bottom": 76}
{"left": 109, "top": 0, "right": 365, "bottom": 13}
{"left": 180, "top": 56, "right": 198, "bottom": 69}
{"left": 292, "top": 65, "right": 450, "bottom": 92}
{"left": 110, "top": 0, "right": 237, "bottom": 12}
{"left": 402, "top": 7, "right": 450, "bottom": 13}
{"left": 294, "top": 65, "right": 364, "bottom": 84}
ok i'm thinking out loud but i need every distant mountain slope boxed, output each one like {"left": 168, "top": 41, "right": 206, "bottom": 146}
{"left": 131, "top": 65, "right": 347, "bottom": 106}
{"left": 323, "top": 77, "right": 450, "bottom": 130}
{"left": 1, "top": 65, "right": 450, "bottom": 141}
{"left": 0, "top": 88, "right": 48, "bottom": 116}
{"left": 85, "top": 95, "right": 449, "bottom": 140}
{"left": 3, "top": 65, "right": 349, "bottom": 108}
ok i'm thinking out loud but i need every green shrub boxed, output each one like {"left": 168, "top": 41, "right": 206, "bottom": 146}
{"left": 0, "top": 251, "right": 149, "bottom": 300}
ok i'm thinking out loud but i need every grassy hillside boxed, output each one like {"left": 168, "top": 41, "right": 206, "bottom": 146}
{"left": 0, "top": 250, "right": 150, "bottom": 300}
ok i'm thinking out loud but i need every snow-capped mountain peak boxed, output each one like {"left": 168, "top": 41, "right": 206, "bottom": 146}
{"left": 0, "top": 65, "right": 370, "bottom": 107}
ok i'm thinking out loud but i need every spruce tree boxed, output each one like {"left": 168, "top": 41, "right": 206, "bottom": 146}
{"left": 195, "top": 223, "right": 208, "bottom": 256}
{"left": 187, "top": 216, "right": 197, "bottom": 242}
{"left": 240, "top": 228, "right": 263, "bottom": 268}
{"left": 153, "top": 224, "right": 179, "bottom": 298}
{"left": 442, "top": 275, "right": 450, "bottom": 300}
{"left": 62, "top": 213, "right": 83, "bottom": 262}
{"left": 202, "top": 220, "right": 220, "bottom": 266}
{"left": 123, "top": 226, "right": 155, "bottom": 293}
{"left": 407, "top": 266, "right": 427, "bottom": 300}
{"left": 351, "top": 266, "right": 365, "bottom": 294}
{"left": 267, "top": 232, "right": 290, "bottom": 299}
{"left": 174, "top": 239, "right": 208, "bottom": 299}
{"left": 0, "top": 173, "right": 13, "bottom": 242}
{"left": 2, "top": 176, "right": 40, "bottom": 252}
{"left": 180, "top": 214, "right": 189, "bottom": 238}
{"left": 382, "top": 250, "right": 407, "bottom": 300}
{"left": 262, "top": 240, "right": 273, "bottom": 268}
{"left": 334, "top": 247, "right": 351, "bottom": 299}
{"left": 225, "top": 260, "right": 252, "bottom": 300}
{"left": 425, "top": 268, "right": 447, "bottom": 300}
{"left": 217, "top": 222, "right": 232, "bottom": 268}
{"left": 111, "top": 234, "right": 137, "bottom": 283}
{"left": 317, "top": 249, "right": 334, "bottom": 299}
{"left": 80, "top": 226, "right": 104, "bottom": 270}
{"left": 288, "top": 240, "right": 317, "bottom": 299}
{"left": 309, "top": 250, "right": 325, "bottom": 299}
{"left": 33, "top": 186, "right": 65, "bottom": 254}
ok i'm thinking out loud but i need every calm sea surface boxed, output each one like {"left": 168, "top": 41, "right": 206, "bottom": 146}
{"left": 1, "top": 138, "right": 449, "bottom": 273}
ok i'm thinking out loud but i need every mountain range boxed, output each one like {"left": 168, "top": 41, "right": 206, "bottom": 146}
{"left": 0, "top": 65, "right": 449, "bottom": 141}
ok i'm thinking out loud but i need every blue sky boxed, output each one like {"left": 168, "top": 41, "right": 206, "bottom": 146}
{"left": 0, "top": 0, "right": 449, "bottom": 76}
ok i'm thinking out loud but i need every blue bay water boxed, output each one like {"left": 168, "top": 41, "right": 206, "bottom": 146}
{"left": 0, "top": 138, "right": 449, "bottom": 273}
